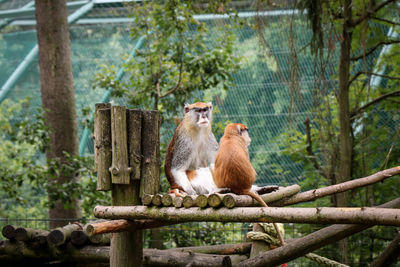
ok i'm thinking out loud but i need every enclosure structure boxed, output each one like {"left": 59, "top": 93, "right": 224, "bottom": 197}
{"left": 89, "top": 103, "right": 400, "bottom": 266}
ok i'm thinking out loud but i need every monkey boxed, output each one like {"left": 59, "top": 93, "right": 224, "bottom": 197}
{"left": 165, "top": 102, "right": 219, "bottom": 196}
{"left": 185, "top": 166, "right": 278, "bottom": 195}
{"left": 212, "top": 123, "right": 285, "bottom": 246}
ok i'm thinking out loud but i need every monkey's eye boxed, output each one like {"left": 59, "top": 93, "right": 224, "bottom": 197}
{"left": 194, "top": 107, "right": 209, "bottom": 112}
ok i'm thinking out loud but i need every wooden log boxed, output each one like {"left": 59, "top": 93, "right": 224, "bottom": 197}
{"left": 196, "top": 194, "right": 209, "bottom": 208}
{"left": 271, "top": 166, "right": 400, "bottom": 206}
{"left": 110, "top": 106, "right": 131, "bottom": 184}
{"left": 208, "top": 193, "right": 224, "bottom": 208}
{"left": 14, "top": 228, "right": 49, "bottom": 242}
{"left": 370, "top": 231, "right": 400, "bottom": 267}
{"left": 70, "top": 230, "right": 89, "bottom": 246}
{"left": 89, "top": 233, "right": 110, "bottom": 245}
{"left": 94, "top": 103, "right": 112, "bottom": 191}
{"left": 250, "top": 223, "right": 270, "bottom": 258}
{"left": 139, "top": 110, "right": 161, "bottom": 197}
{"left": 127, "top": 109, "right": 142, "bottom": 180}
{"left": 141, "top": 194, "right": 153, "bottom": 206}
{"left": 142, "top": 248, "right": 233, "bottom": 267}
{"left": 173, "top": 196, "right": 184, "bottom": 208}
{"left": 183, "top": 195, "right": 195, "bottom": 208}
{"left": 223, "top": 185, "right": 301, "bottom": 208}
{"left": 235, "top": 197, "right": 400, "bottom": 267}
{"left": 47, "top": 223, "right": 82, "bottom": 246}
{"left": 94, "top": 204, "right": 400, "bottom": 226}
{"left": 85, "top": 219, "right": 177, "bottom": 236}
{"left": 0, "top": 241, "right": 248, "bottom": 266}
{"left": 139, "top": 110, "right": 161, "bottom": 251}
{"left": 110, "top": 107, "right": 144, "bottom": 267}
{"left": 168, "top": 243, "right": 252, "bottom": 255}
{"left": 34, "top": 233, "right": 49, "bottom": 246}
{"left": 2, "top": 225, "right": 16, "bottom": 240}
{"left": 161, "top": 194, "right": 175, "bottom": 207}
{"left": 152, "top": 194, "right": 163, "bottom": 206}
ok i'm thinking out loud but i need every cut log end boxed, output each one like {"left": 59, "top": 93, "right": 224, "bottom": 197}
{"left": 48, "top": 229, "right": 64, "bottom": 246}
{"left": 196, "top": 195, "right": 208, "bottom": 208}
{"left": 2, "top": 225, "right": 16, "bottom": 239}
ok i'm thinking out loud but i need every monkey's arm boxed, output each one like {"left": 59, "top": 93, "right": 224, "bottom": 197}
{"left": 170, "top": 134, "right": 196, "bottom": 195}
{"left": 207, "top": 133, "right": 219, "bottom": 164}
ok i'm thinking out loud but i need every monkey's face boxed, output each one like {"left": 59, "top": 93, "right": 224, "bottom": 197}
{"left": 184, "top": 102, "right": 213, "bottom": 128}
{"left": 237, "top": 125, "right": 251, "bottom": 146}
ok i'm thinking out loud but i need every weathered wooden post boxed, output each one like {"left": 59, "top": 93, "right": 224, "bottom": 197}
{"left": 94, "top": 103, "right": 112, "bottom": 191}
{"left": 140, "top": 110, "right": 162, "bottom": 249}
{"left": 94, "top": 104, "right": 160, "bottom": 267}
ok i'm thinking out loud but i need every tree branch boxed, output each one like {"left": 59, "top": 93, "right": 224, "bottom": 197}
{"left": 159, "top": 45, "right": 185, "bottom": 99}
{"left": 349, "top": 71, "right": 400, "bottom": 87}
{"left": 271, "top": 166, "right": 400, "bottom": 206}
{"left": 350, "top": 89, "right": 400, "bottom": 118}
{"left": 372, "top": 16, "right": 400, "bottom": 27}
{"left": 304, "top": 117, "right": 327, "bottom": 179}
{"left": 370, "top": 231, "right": 400, "bottom": 267}
{"left": 236, "top": 198, "right": 400, "bottom": 267}
{"left": 350, "top": 0, "right": 397, "bottom": 26}
{"left": 351, "top": 40, "right": 400, "bottom": 61}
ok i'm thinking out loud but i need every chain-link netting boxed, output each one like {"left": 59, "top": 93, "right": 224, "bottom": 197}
{"left": 0, "top": 1, "right": 397, "bottom": 186}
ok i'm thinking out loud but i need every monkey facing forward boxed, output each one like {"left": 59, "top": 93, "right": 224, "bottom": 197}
{"left": 212, "top": 123, "right": 285, "bottom": 245}
{"left": 165, "top": 102, "right": 219, "bottom": 196}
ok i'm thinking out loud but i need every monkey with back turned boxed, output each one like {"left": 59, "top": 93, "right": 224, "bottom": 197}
{"left": 212, "top": 123, "right": 285, "bottom": 246}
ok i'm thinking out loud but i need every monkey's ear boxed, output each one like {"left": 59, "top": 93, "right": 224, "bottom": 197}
{"left": 207, "top": 102, "right": 213, "bottom": 109}
{"left": 236, "top": 125, "right": 242, "bottom": 135}
{"left": 184, "top": 103, "right": 190, "bottom": 114}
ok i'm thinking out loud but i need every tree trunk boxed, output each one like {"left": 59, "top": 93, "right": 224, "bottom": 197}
{"left": 337, "top": 0, "right": 353, "bottom": 263}
{"left": 34, "top": 0, "right": 81, "bottom": 229}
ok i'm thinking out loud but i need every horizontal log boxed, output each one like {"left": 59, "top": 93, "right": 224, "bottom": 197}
{"left": 152, "top": 194, "right": 163, "bottom": 206}
{"left": 94, "top": 205, "right": 400, "bottom": 226}
{"left": 167, "top": 243, "right": 252, "bottom": 255}
{"left": 223, "top": 185, "right": 301, "bottom": 208}
{"left": 0, "top": 241, "right": 247, "bottom": 266}
{"left": 143, "top": 248, "right": 246, "bottom": 266}
{"left": 236, "top": 197, "right": 400, "bottom": 267}
{"left": 1, "top": 225, "right": 16, "bottom": 240}
{"left": 85, "top": 219, "right": 178, "bottom": 236}
{"left": 47, "top": 223, "right": 82, "bottom": 246}
{"left": 272, "top": 166, "right": 400, "bottom": 206}
{"left": 71, "top": 230, "right": 89, "bottom": 246}
{"left": 15, "top": 228, "right": 49, "bottom": 242}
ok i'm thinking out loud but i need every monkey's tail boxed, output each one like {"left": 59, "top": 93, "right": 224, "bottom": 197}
{"left": 245, "top": 190, "right": 286, "bottom": 247}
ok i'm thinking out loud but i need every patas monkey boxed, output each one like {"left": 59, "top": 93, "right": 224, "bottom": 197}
{"left": 213, "top": 123, "right": 285, "bottom": 246}
{"left": 165, "top": 102, "right": 218, "bottom": 196}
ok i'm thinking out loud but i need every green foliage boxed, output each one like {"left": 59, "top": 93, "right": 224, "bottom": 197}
{"left": 92, "top": 0, "right": 241, "bottom": 116}
{"left": 0, "top": 99, "right": 108, "bottom": 218}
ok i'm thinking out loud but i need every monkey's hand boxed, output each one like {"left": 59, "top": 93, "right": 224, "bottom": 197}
{"left": 253, "top": 185, "right": 279, "bottom": 195}
{"left": 169, "top": 188, "right": 186, "bottom": 198}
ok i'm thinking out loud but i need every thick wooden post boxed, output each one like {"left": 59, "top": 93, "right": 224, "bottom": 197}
{"left": 110, "top": 108, "right": 144, "bottom": 267}
{"left": 140, "top": 110, "right": 161, "bottom": 197}
{"left": 250, "top": 223, "right": 269, "bottom": 258}
{"left": 140, "top": 110, "right": 162, "bottom": 249}
{"left": 94, "top": 103, "right": 112, "bottom": 191}
{"left": 110, "top": 106, "right": 131, "bottom": 184}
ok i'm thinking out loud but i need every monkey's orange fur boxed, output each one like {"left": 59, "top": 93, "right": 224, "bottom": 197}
{"left": 213, "top": 123, "right": 285, "bottom": 246}
{"left": 213, "top": 123, "right": 257, "bottom": 195}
